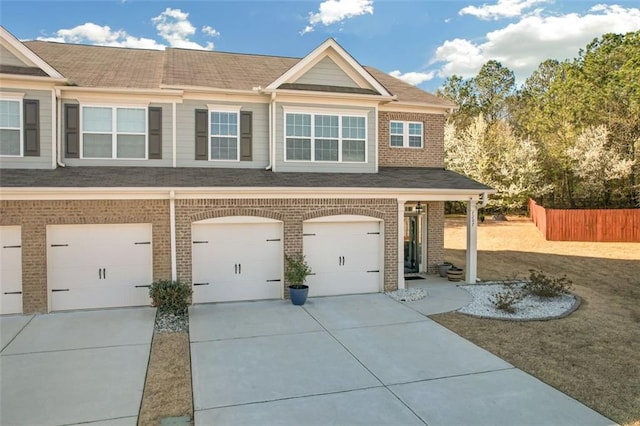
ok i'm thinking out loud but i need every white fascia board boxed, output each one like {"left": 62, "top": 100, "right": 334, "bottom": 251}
{"left": 0, "top": 73, "right": 67, "bottom": 86}
{"left": 0, "top": 26, "right": 64, "bottom": 79}
{"left": 266, "top": 39, "right": 391, "bottom": 97}
{"left": 0, "top": 186, "right": 495, "bottom": 201}
{"left": 60, "top": 86, "right": 184, "bottom": 103}
{"left": 272, "top": 90, "right": 389, "bottom": 106}
{"left": 379, "top": 102, "right": 454, "bottom": 114}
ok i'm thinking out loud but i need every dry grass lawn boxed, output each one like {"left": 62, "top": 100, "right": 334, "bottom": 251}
{"left": 138, "top": 332, "right": 193, "bottom": 425}
{"left": 432, "top": 216, "right": 640, "bottom": 425}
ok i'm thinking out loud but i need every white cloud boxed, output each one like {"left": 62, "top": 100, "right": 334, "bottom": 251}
{"left": 302, "top": 0, "right": 373, "bottom": 34}
{"left": 202, "top": 25, "right": 220, "bottom": 38}
{"left": 37, "top": 8, "right": 217, "bottom": 50}
{"left": 152, "top": 8, "right": 213, "bottom": 50}
{"left": 433, "top": 4, "right": 640, "bottom": 81}
{"left": 389, "top": 70, "right": 435, "bottom": 86}
{"left": 459, "top": 0, "right": 549, "bottom": 20}
{"left": 37, "top": 22, "right": 165, "bottom": 49}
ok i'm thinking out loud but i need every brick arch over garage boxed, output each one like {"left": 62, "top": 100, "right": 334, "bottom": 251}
{"left": 303, "top": 208, "right": 385, "bottom": 222}
{"left": 191, "top": 208, "right": 285, "bottom": 223}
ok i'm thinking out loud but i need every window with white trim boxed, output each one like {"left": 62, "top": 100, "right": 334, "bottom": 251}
{"left": 82, "top": 106, "right": 147, "bottom": 159}
{"left": 390, "top": 121, "right": 423, "bottom": 148}
{"left": 0, "top": 99, "right": 22, "bottom": 156}
{"left": 210, "top": 110, "right": 239, "bottom": 161}
{"left": 285, "top": 112, "right": 366, "bottom": 162}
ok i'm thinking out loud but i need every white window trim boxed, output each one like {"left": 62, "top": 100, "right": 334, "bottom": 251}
{"left": 208, "top": 107, "right": 241, "bottom": 162}
{"left": 80, "top": 105, "right": 148, "bottom": 160}
{"left": 0, "top": 97, "right": 24, "bottom": 157}
{"left": 283, "top": 110, "right": 368, "bottom": 163}
{"left": 390, "top": 120, "right": 423, "bottom": 149}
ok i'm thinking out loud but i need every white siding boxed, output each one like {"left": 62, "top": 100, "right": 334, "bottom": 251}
{"left": 295, "top": 57, "right": 359, "bottom": 88}
{"left": 0, "top": 88, "right": 54, "bottom": 169}
{"left": 62, "top": 101, "right": 173, "bottom": 167}
{"left": 175, "top": 100, "right": 269, "bottom": 168}
{"left": 275, "top": 102, "right": 376, "bottom": 173}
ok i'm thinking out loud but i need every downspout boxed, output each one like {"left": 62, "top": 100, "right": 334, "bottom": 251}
{"left": 172, "top": 101, "right": 177, "bottom": 168}
{"left": 478, "top": 192, "right": 489, "bottom": 208}
{"left": 55, "top": 88, "right": 65, "bottom": 168}
{"left": 265, "top": 91, "right": 276, "bottom": 171}
{"left": 169, "top": 190, "right": 177, "bottom": 281}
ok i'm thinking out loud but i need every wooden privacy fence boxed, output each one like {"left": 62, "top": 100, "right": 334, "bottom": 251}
{"left": 528, "top": 199, "right": 640, "bottom": 242}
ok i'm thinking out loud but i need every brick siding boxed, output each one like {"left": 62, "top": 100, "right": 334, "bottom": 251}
{"left": 426, "top": 201, "right": 444, "bottom": 273}
{"left": 378, "top": 111, "right": 445, "bottom": 168}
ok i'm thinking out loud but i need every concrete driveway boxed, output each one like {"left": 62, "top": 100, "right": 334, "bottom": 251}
{"left": 190, "top": 293, "right": 614, "bottom": 426}
{"left": 0, "top": 307, "right": 155, "bottom": 426}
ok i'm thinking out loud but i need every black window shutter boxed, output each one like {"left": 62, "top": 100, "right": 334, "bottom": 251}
{"left": 65, "top": 104, "right": 79, "bottom": 158}
{"left": 148, "top": 107, "right": 162, "bottom": 159}
{"left": 23, "top": 99, "right": 40, "bottom": 156}
{"left": 240, "top": 111, "right": 252, "bottom": 161}
{"left": 195, "top": 109, "right": 208, "bottom": 160}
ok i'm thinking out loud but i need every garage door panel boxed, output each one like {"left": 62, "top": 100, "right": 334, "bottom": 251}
{"left": 192, "top": 220, "right": 283, "bottom": 303}
{"left": 304, "top": 219, "right": 382, "bottom": 298}
{"left": 47, "top": 224, "right": 153, "bottom": 311}
{"left": 1, "top": 226, "right": 23, "bottom": 315}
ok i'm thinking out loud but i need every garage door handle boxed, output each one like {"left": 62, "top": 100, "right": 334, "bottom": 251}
{"left": 134, "top": 241, "right": 151, "bottom": 245}
{"left": 103, "top": 268, "right": 106, "bottom": 279}
{"left": 193, "top": 240, "right": 209, "bottom": 244}
{"left": 266, "top": 279, "right": 281, "bottom": 282}
{"left": 193, "top": 282, "right": 209, "bottom": 286}
{"left": 99, "top": 269, "right": 102, "bottom": 279}
{"left": 367, "top": 270, "right": 380, "bottom": 273}
{"left": 266, "top": 238, "right": 281, "bottom": 242}
{"left": 3, "top": 291, "right": 22, "bottom": 295}
{"left": 238, "top": 263, "right": 242, "bottom": 274}
{"left": 135, "top": 285, "right": 151, "bottom": 288}
{"left": 52, "top": 289, "right": 69, "bottom": 292}
{"left": 51, "top": 244, "right": 69, "bottom": 247}
{"left": 2, "top": 245, "right": 21, "bottom": 249}
{"left": 367, "top": 232, "right": 380, "bottom": 235}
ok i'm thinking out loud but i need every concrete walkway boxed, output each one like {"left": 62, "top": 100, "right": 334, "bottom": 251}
{"left": 0, "top": 307, "right": 155, "bottom": 426}
{"left": 189, "top": 284, "right": 614, "bottom": 426}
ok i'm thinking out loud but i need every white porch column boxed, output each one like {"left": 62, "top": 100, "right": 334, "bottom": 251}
{"left": 465, "top": 199, "right": 478, "bottom": 283}
{"left": 397, "top": 199, "right": 406, "bottom": 289}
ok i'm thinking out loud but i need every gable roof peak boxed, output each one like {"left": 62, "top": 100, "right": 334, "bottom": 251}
{"left": 0, "top": 26, "right": 64, "bottom": 79}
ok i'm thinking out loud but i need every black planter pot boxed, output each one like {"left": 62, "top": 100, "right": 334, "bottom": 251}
{"left": 289, "top": 284, "right": 309, "bottom": 306}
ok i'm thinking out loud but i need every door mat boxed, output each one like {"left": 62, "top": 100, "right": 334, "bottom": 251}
{"left": 404, "top": 276, "right": 425, "bottom": 280}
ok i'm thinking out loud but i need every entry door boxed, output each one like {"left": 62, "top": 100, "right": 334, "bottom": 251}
{"left": 1, "top": 226, "right": 23, "bottom": 314}
{"left": 304, "top": 217, "right": 382, "bottom": 297}
{"left": 47, "top": 224, "right": 153, "bottom": 311}
{"left": 192, "top": 219, "right": 283, "bottom": 303}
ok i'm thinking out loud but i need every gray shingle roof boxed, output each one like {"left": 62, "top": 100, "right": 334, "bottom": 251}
{"left": 21, "top": 40, "right": 454, "bottom": 107}
{"left": 0, "top": 167, "right": 491, "bottom": 191}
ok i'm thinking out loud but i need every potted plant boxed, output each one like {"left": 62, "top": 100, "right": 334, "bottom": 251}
{"left": 437, "top": 262, "right": 453, "bottom": 277}
{"left": 285, "top": 254, "right": 312, "bottom": 305}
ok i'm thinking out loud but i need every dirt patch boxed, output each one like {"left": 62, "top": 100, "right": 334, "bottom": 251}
{"left": 138, "top": 332, "right": 193, "bottom": 425}
{"left": 432, "top": 215, "right": 640, "bottom": 425}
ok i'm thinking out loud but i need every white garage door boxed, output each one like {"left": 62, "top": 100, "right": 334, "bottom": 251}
{"left": 47, "top": 224, "right": 153, "bottom": 311}
{"left": 1, "top": 226, "right": 23, "bottom": 315}
{"left": 304, "top": 216, "right": 382, "bottom": 297}
{"left": 192, "top": 217, "right": 283, "bottom": 303}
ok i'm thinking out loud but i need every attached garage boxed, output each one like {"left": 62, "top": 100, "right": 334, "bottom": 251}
{"left": 191, "top": 217, "right": 283, "bottom": 303}
{"left": 304, "top": 215, "right": 382, "bottom": 297}
{"left": 46, "top": 224, "right": 153, "bottom": 311}
{"left": 1, "top": 226, "right": 23, "bottom": 315}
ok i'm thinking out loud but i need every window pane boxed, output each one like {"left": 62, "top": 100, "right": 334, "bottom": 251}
{"left": 211, "top": 136, "right": 238, "bottom": 160}
{"left": 315, "top": 115, "right": 338, "bottom": 138}
{"left": 409, "top": 123, "right": 422, "bottom": 135}
{"left": 342, "top": 116, "right": 365, "bottom": 139}
{"left": 390, "top": 135, "right": 404, "bottom": 147}
{"left": 390, "top": 121, "right": 403, "bottom": 135}
{"left": 0, "top": 100, "right": 20, "bottom": 128}
{"left": 409, "top": 135, "right": 422, "bottom": 147}
{"left": 0, "top": 129, "right": 20, "bottom": 155}
{"left": 315, "top": 139, "right": 338, "bottom": 161}
{"left": 83, "top": 134, "right": 113, "bottom": 158}
{"left": 83, "top": 107, "right": 112, "bottom": 132}
{"left": 286, "top": 114, "right": 311, "bottom": 137}
{"left": 342, "top": 140, "right": 365, "bottom": 162}
{"left": 286, "top": 138, "right": 311, "bottom": 160}
{"left": 117, "top": 135, "right": 146, "bottom": 158}
{"left": 211, "top": 112, "right": 238, "bottom": 136}
{"left": 117, "top": 108, "right": 145, "bottom": 133}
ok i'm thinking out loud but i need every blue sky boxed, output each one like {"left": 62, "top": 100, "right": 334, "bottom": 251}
{"left": 1, "top": 0, "right": 639, "bottom": 92}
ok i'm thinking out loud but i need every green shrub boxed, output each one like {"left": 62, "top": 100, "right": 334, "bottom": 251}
{"left": 149, "top": 280, "right": 192, "bottom": 313}
{"left": 285, "top": 254, "right": 312, "bottom": 288}
{"left": 490, "top": 285, "right": 524, "bottom": 313}
{"left": 524, "top": 270, "right": 573, "bottom": 298}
